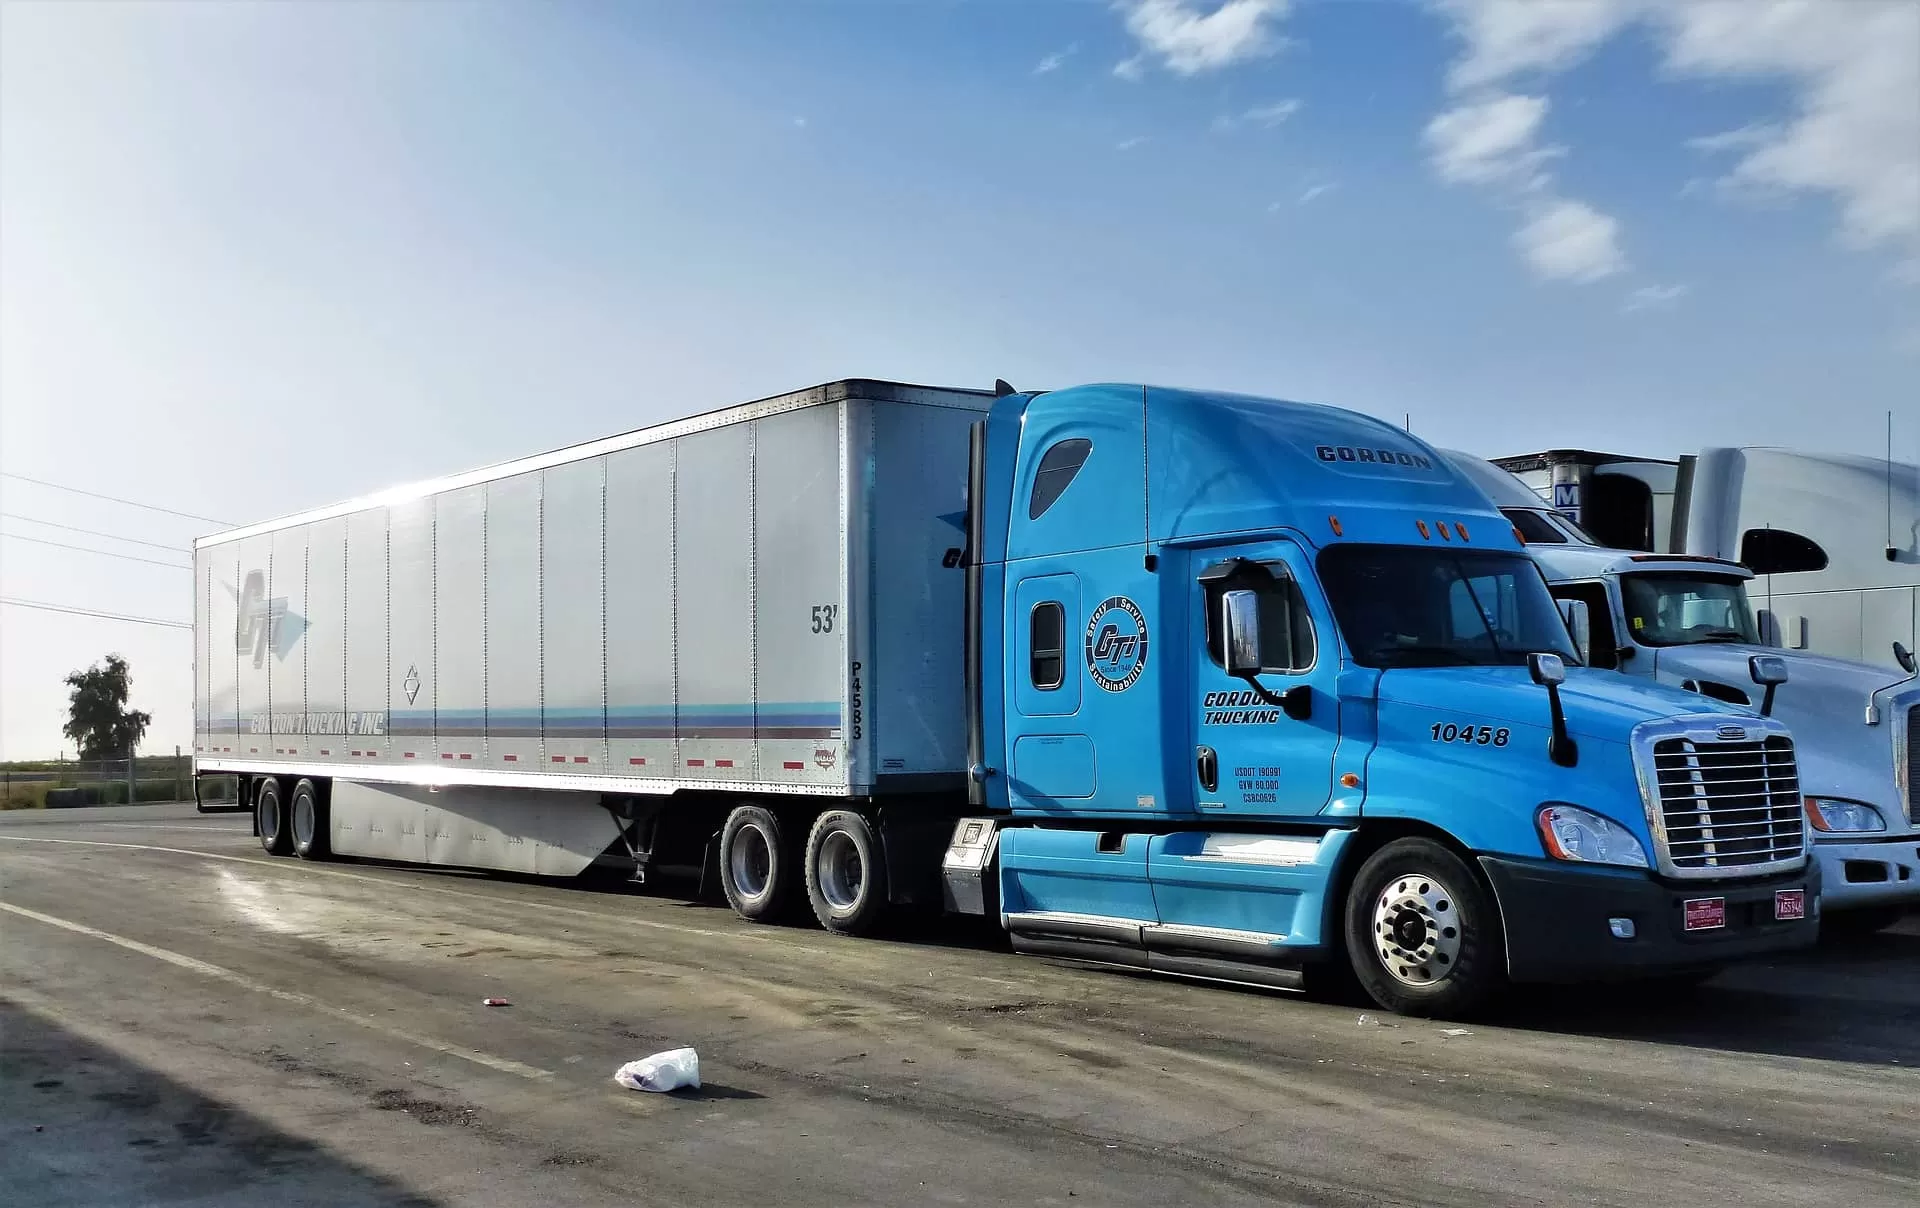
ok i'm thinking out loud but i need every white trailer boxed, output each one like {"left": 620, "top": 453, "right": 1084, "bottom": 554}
{"left": 194, "top": 380, "right": 988, "bottom": 905}
{"left": 1492, "top": 447, "right": 1919, "bottom": 670}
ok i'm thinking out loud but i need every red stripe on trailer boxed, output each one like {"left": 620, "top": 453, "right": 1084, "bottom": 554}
{"left": 503, "top": 754, "right": 518, "bottom": 762}
{"left": 249, "top": 748, "right": 259, "bottom": 754}
{"left": 404, "top": 752, "right": 417, "bottom": 759}
{"left": 459, "top": 753, "right": 473, "bottom": 760}
{"left": 629, "top": 757, "right": 647, "bottom": 765}
{"left": 441, "top": 752, "right": 454, "bottom": 760}
{"left": 686, "top": 759, "right": 705, "bottom": 767}
{"left": 573, "top": 756, "right": 589, "bottom": 764}
{"left": 716, "top": 759, "right": 735, "bottom": 768}
{"left": 783, "top": 761, "right": 804, "bottom": 770}
{"left": 319, "top": 749, "right": 331, "bottom": 756}
{"left": 551, "top": 755, "right": 567, "bottom": 763}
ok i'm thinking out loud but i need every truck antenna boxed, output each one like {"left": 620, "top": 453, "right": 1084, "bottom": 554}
{"left": 1888, "top": 410, "right": 1896, "bottom": 554}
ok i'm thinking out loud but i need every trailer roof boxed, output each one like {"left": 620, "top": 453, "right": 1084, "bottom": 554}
{"left": 196, "top": 378, "right": 992, "bottom": 549}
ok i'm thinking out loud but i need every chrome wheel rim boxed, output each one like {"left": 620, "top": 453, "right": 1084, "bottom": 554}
{"left": 729, "top": 823, "right": 773, "bottom": 901}
{"left": 1373, "top": 872, "right": 1463, "bottom": 987}
{"left": 257, "top": 791, "right": 280, "bottom": 841}
{"left": 817, "top": 829, "right": 864, "bottom": 911}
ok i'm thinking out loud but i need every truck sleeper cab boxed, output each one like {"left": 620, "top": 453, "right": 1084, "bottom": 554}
{"left": 961, "top": 385, "right": 1818, "bottom": 1016}
{"left": 1442, "top": 448, "right": 1920, "bottom": 934}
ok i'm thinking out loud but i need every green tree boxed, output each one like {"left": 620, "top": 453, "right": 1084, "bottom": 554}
{"left": 63, "top": 654, "right": 152, "bottom": 761}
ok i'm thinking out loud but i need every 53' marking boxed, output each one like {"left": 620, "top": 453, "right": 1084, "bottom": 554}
{"left": 1431, "top": 722, "right": 1510, "bottom": 747}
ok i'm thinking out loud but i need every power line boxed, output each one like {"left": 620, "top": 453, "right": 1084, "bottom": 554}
{"left": 0, "top": 472, "right": 231, "bottom": 526}
{"left": 2, "top": 532, "right": 191, "bottom": 570}
{"left": 0, "top": 597, "right": 192, "bottom": 630}
{"left": 0, "top": 513, "right": 188, "bottom": 554}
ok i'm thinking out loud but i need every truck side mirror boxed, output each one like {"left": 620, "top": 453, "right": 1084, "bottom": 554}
{"left": 1556, "top": 598, "right": 1592, "bottom": 666}
{"left": 1222, "top": 589, "right": 1263, "bottom": 677}
{"left": 1895, "top": 641, "right": 1917, "bottom": 676}
{"left": 1528, "top": 653, "right": 1577, "bottom": 767}
{"left": 1748, "top": 654, "right": 1788, "bottom": 717}
{"left": 1527, "top": 652, "right": 1567, "bottom": 687}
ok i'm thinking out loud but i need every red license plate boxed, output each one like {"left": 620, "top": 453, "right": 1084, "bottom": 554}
{"left": 1683, "top": 897, "right": 1726, "bottom": 931}
{"left": 1775, "top": 890, "right": 1806, "bottom": 921}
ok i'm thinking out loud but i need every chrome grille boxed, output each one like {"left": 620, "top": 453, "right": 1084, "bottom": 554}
{"left": 1650, "top": 734, "right": 1804, "bottom": 872}
{"left": 1904, "top": 705, "right": 1917, "bottom": 825}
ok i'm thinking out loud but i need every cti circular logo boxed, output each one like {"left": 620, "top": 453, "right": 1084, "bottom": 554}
{"left": 1085, "top": 596, "right": 1149, "bottom": 693}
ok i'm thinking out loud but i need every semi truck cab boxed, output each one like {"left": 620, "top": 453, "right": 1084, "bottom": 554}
{"left": 1442, "top": 449, "right": 1920, "bottom": 932}
{"left": 955, "top": 385, "right": 1818, "bottom": 1015}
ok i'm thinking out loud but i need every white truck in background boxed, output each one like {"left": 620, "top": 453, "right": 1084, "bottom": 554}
{"left": 1447, "top": 449, "right": 1920, "bottom": 932}
{"left": 1490, "top": 447, "right": 1918, "bottom": 673}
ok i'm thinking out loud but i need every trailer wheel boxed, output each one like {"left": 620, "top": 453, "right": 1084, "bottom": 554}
{"left": 804, "top": 811, "right": 889, "bottom": 936}
{"left": 1344, "top": 838, "right": 1504, "bottom": 1018}
{"left": 289, "top": 779, "right": 330, "bottom": 861}
{"left": 255, "top": 778, "right": 293, "bottom": 856}
{"left": 719, "top": 805, "right": 796, "bottom": 922}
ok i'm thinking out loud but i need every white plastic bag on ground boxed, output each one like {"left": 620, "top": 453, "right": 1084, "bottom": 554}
{"left": 614, "top": 1048, "right": 700, "bottom": 1093}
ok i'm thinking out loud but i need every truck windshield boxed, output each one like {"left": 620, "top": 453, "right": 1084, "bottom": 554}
{"left": 1620, "top": 573, "right": 1759, "bottom": 647}
{"left": 1317, "top": 545, "right": 1579, "bottom": 669}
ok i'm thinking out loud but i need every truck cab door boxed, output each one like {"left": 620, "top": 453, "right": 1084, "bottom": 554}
{"left": 1189, "top": 542, "right": 1340, "bottom": 818}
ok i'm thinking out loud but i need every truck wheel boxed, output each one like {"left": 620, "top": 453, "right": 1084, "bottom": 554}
{"left": 255, "top": 778, "right": 293, "bottom": 856}
{"left": 289, "top": 779, "right": 330, "bottom": 861}
{"left": 1345, "top": 838, "right": 1504, "bottom": 1018}
{"left": 805, "top": 811, "right": 889, "bottom": 936}
{"left": 719, "top": 805, "right": 796, "bottom": 922}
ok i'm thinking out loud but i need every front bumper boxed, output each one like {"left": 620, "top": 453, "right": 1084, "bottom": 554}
{"left": 1813, "top": 835, "right": 1920, "bottom": 910}
{"left": 1479, "top": 855, "right": 1820, "bottom": 983}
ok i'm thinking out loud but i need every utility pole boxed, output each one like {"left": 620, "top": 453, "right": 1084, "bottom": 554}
{"left": 126, "top": 743, "right": 136, "bottom": 807}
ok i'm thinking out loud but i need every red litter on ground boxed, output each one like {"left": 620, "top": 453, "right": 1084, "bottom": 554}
{"left": 482, "top": 998, "right": 511, "bottom": 1007}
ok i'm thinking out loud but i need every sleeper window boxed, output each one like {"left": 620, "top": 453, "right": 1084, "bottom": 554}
{"left": 1029, "top": 439, "right": 1092, "bottom": 520}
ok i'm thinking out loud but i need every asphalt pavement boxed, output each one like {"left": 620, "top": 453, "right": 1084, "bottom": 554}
{"left": 2, "top": 802, "right": 1915, "bottom": 1206}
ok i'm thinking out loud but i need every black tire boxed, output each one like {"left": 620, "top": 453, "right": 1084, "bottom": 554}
{"left": 289, "top": 779, "right": 330, "bottom": 861}
{"left": 1823, "top": 906, "right": 1905, "bottom": 939}
{"left": 718, "top": 805, "right": 796, "bottom": 922}
{"left": 255, "top": 778, "right": 293, "bottom": 856}
{"left": 804, "top": 810, "right": 889, "bottom": 936}
{"left": 1345, "top": 838, "right": 1505, "bottom": 1019}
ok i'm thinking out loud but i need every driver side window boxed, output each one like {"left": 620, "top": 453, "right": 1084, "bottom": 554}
{"left": 1203, "top": 561, "right": 1317, "bottom": 674}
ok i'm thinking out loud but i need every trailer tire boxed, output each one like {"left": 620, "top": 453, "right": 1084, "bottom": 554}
{"left": 805, "top": 811, "right": 889, "bottom": 937}
{"left": 1344, "top": 838, "right": 1504, "bottom": 1019}
{"left": 719, "top": 805, "right": 797, "bottom": 922}
{"left": 255, "top": 778, "right": 293, "bottom": 857}
{"left": 290, "top": 779, "right": 330, "bottom": 861}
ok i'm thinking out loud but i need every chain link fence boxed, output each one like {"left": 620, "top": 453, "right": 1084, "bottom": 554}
{"left": 0, "top": 754, "right": 237, "bottom": 810}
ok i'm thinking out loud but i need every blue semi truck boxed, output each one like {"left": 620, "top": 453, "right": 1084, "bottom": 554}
{"left": 200, "top": 379, "right": 1820, "bottom": 1018}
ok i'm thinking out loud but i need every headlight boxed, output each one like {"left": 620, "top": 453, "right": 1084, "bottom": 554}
{"left": 1803, "top": 797, "right": 1887, "bottom": 833}
{"left": 1536, "top": 804, "right": 1650, "bottom": 868}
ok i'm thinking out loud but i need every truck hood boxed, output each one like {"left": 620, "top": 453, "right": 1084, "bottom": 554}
{"left": 1647, "top": 644, "right": 1916, "bottom": 811}
{"left": 1376, "top": 665, "right": 1734, "bottom": 744}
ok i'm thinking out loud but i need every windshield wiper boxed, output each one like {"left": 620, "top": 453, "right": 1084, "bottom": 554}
{"left": 1368, "top": 645, "right": 1477, "bottom": 667}
{"left": 1695, "top": 629, "right": 1747, "bottom": 643}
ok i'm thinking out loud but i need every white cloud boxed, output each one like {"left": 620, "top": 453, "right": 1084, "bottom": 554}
{"left": 1424, "top": 93, "right": 1553, "bottom": 186}
{"left": 1686, "top": 123, "right": 1782, "bottom": 154}
{"left": 1115, "top": 0, "right": 1291, "bottom": 78}
{"left": 1116, "top": 136, "right": 1148, "bottom": 151}
{"left": 1514, "top": 199, "right": 1627, "bottom": 283}
{"left": 1438, "top": 0, "right": 1639, "bottom": 92}
{"left": 792, "top": 116, "right": 808, "bottom": 129}
{"left": 1623, "top": 282, "right": 1690, "bottom": 312}
{"left": 1214, "top": 98, "right": 1302, "bottom": 130}
{"left": 1035, "top": 44, "right": 1077, "bottom": 74}
{"left": 1298, "top": 183, "right": 1334, "bottom": 204}
{"left": 1432, "top": 0, "right": 1920, "bottom": 283}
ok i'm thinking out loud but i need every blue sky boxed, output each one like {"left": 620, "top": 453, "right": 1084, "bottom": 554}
{"left": 2, "top": 0, "right": 1916, "bottom": 757}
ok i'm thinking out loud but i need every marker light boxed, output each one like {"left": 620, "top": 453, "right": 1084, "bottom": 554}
{"left": 1417, "top": 520, "right": 1431, "bottom": 539}
{"left": 1328, "top": 515, "right": 1343, "bottom": 537}
{"left": 1436, "top": 522, "right": 1453, "bottom": 541}
{"left": 1455, "top": 521, "right": 1471, "bottom": 542}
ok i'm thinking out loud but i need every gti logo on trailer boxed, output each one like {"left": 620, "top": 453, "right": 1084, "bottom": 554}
{"left": 230, "top": 570, "right": 306, "bottom": 669}
{"left": 1085, "top": 596, "right": 1149, "bottom": 693}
